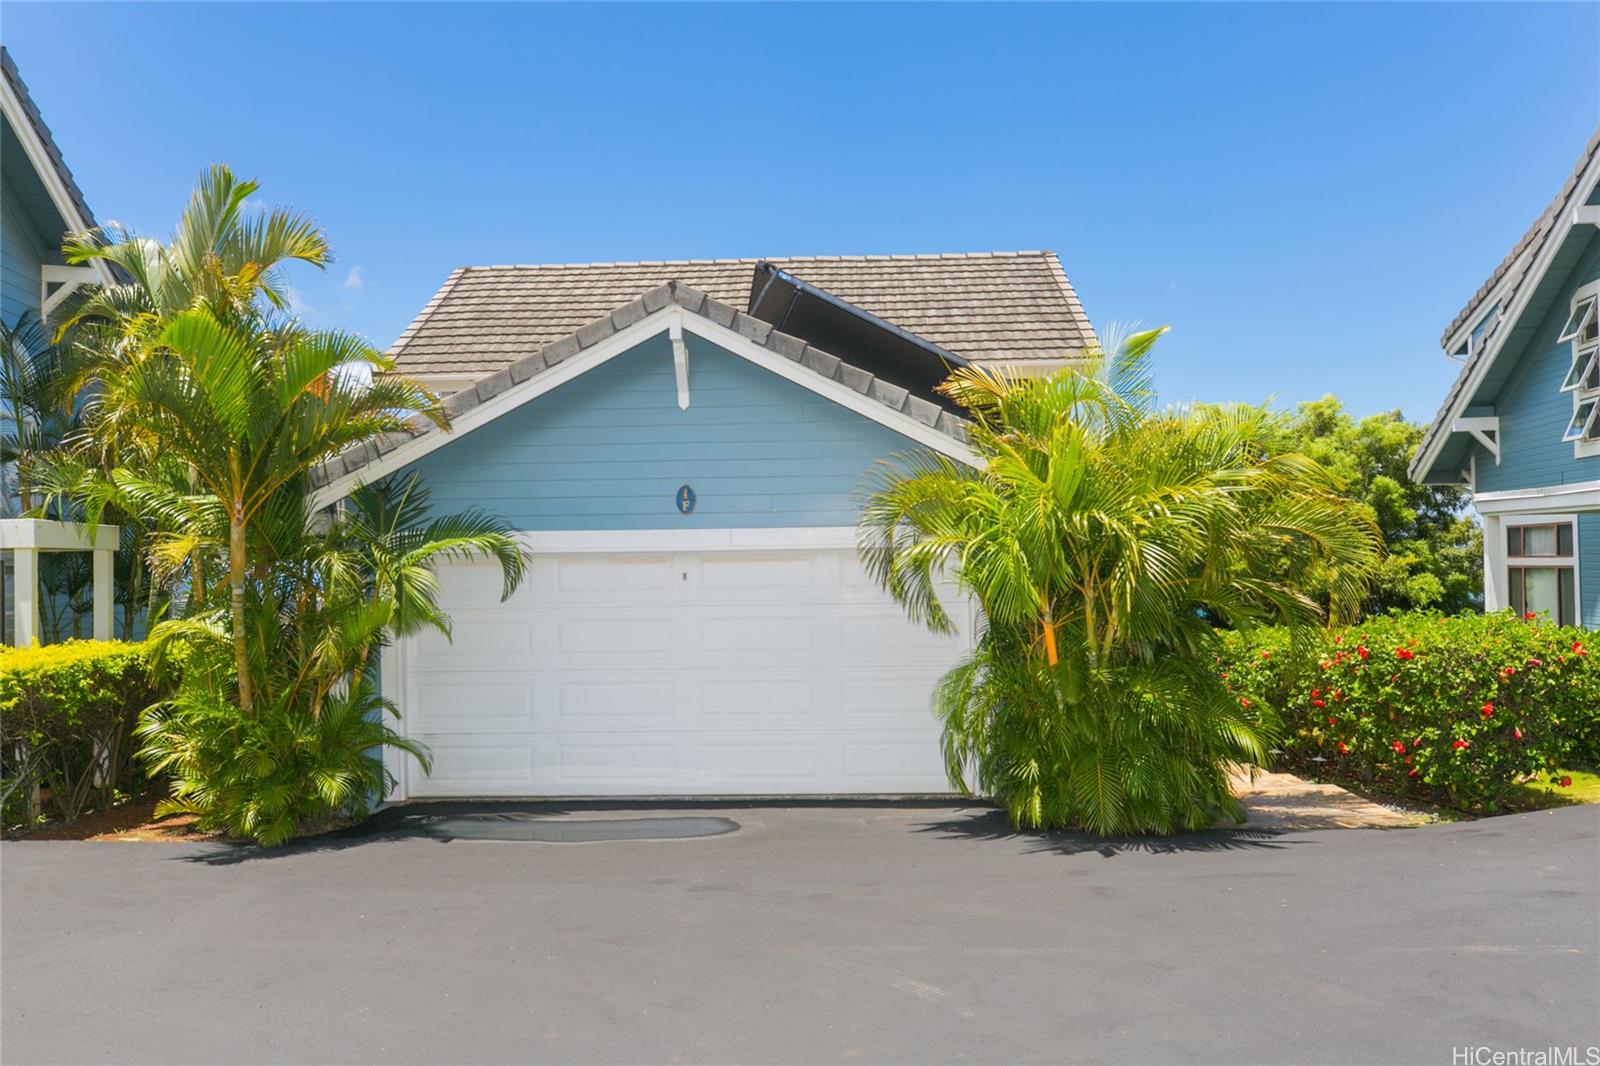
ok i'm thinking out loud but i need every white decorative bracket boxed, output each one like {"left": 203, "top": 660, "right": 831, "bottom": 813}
{"left": 40, "top": 265, "right": 98, "bottom": 320}
{"left": 670, "top": 316, "right": 690, "bottom": 410}
{"left": 1574, "top": 204, "right": 1600, "bottom": 231}
{"left": 1453, "top": 415, "right": 1501, "bottom": 465}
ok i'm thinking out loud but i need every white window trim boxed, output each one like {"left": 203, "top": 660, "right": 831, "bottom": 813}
{"left": 1565, "top": 280, "right": 1600, "bottom": 459}
{"left": 1491, "top": 512, "right": 1582, "bottom": 624}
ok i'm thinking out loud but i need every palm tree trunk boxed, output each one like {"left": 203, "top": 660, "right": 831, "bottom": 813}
{"left": 229, "top": 514, "right": 253, "bottom": 715}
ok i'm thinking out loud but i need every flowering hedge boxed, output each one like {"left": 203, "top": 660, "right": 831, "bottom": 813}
{"left": 0, "top": 640, "right": 167, "bottom": 826}
{"left": 1218, "top": 612, "right": 1600, "bottom": 811}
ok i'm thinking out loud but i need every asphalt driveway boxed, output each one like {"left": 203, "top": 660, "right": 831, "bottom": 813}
{"left": 3, "top": 803, "right": 1597, "bottom": 1065}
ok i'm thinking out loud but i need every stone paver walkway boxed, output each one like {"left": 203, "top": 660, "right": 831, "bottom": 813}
{"left": 1230, "top": 767, "right": 1426, "bottom": 829}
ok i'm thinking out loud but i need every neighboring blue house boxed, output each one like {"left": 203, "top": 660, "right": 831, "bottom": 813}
{"left": 2, "top": 47, "right": 119, "bottom": 645}
{"left": 313, "top": 254, "right": 1096, "bottom": 799}
{"left": 1, "top": 47, "right": 111, "bottom": 349}
{"left": 1412, "top": 125, "right": 1600, "bottom": 628}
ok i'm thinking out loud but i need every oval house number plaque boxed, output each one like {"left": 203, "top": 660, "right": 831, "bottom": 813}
{"left": 676, "top": 484, "right": 696, "bottom": 515}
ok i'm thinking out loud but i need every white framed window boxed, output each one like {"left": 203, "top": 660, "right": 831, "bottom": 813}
{"left": 1562, "top": 281, "right": 1600, "bottom": 458}
{"left": 1504, "top": 515, "right": 1579, "bottom": 626}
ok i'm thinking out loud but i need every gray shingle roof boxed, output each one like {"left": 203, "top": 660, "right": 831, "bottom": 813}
{"left": 1411, "top": 124, "right": 1600, "bottom": 481}
{"left": 0, "top": 46, "right": 98, "bottom": 231}
{"left": 315, "top": 281, "right": 970, "bottom": 490}
{"left": 389, "top": 251, "right": 1095, "bottom": 379}
{"left": 1440, "top": 123, "right": 1600, "bottom": 348}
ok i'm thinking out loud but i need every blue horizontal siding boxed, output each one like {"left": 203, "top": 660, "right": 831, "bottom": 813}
{"left": 1, "top": 172, "right": 47, "bottom": 323}
{"left": 394, "top": 333, "right": 935, "bottom": 530}
{"left": 1474, "top": 234, "right": 1600, "bottom": 494}
{"left": 1582, "top": 513, "right": 1600, "bottom": 630}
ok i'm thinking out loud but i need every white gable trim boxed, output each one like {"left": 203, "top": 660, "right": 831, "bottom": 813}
{"left": 0, "top": 79, "right": 116, "bottom": 291}
{"left": 1414, "top": 153, "right": 1600, "bottom": 483}
{"left": 311, "top": 306, "right": 978, "bottom": 508}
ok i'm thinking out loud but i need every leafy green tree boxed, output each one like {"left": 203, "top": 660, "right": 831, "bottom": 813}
{"left": 859, "top": 331, "right": 1382, "bottom": 835}
{"left": 1263, "top": 396, "right": 1481, "bottom": 615}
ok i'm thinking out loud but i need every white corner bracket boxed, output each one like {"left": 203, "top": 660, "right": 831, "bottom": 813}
{"left": 1453, "top": 415, "right": 1501, "bottom": 465}
{"left": 1575, "top": 204, "right": 1600, "bottom": 231}
{"left": 670, "top": 315, "right": 690, "bottom": 410}
{"left": 40, "top": 265, "right": 98, "bottom": 320}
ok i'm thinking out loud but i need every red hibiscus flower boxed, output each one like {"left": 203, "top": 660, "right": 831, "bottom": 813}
{"left": 1527, "top": 657, "right": 1542, "bottom": 667}
{"left": 1356, "top": 646, "right": 1369, "bottom": 660}
{"left": 1513, "top": 727, "right": 1524, "bottom": 740}
{"left": 1501, "top": 666, "right": 1516, "bottom": 678}
{"left": 1572, "top": 641, "right": 1587, "bottom": 656}
{"left": 1481, "top": 702, "right": 1494, "bottom": 718}
{"left": 1524, "top": 612, "right": 1537, "bottom": 621}
{"left": 1312, "top": 699, "right": 1326, "bottom": 708}
{"left": 1390, "top": 741, "right": 1407, "bottom": 754}
{"left": 1336, "top": 742, "right": 1348, "bottom": 754}
{"left": 1238, "top": 697, "right": 1251, "bottom": 708}
{"left": 1452, "top": 739, "right": 1470, "bottom": 750}
{"left": 1395, "top": 648, "right": 1415, "bottom": 661}
{"left": 1559, "top": 776, "right": 1573, "bottom": 788}
{"left": 1408, "top": 768, "right": 1420, "bottom": 777}
{"left": 1260, "top": 650, "right": 1271, "bottom": 660}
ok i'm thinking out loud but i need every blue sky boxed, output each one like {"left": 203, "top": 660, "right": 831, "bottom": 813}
{"left": 5, "top": 2, "right": 1598, "bottom": 420}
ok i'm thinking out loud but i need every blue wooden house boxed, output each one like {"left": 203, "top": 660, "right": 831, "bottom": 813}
{"left": 1, "top": 47, "right": 120, "bottom": 645}
{"left": 1412, "top": 126, "right": 1600, "bottom": 628}
{"left": 312, "top": 254, "right": 1096, "bottom": 799}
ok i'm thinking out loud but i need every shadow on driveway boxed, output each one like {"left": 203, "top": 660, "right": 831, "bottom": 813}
{"left": 916, "top": 807, "right": 1303, "bottom": 856}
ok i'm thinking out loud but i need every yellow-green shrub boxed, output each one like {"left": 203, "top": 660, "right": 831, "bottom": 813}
{"left": 0, "top": 640, "right": 165, "bottom": 826}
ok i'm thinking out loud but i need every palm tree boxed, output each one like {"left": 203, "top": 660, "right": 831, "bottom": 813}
{"left": 56, "top": 163, "right": 329, "bottom": 339}
{"left": 82, "top": 305, "right": 447, "bottom": 713}
{"left": 0, "top": 311, "right": 74, "bottom": 515}
{"left": 57, "top": 165, "right": 448, "bottom": 713}
{"left": 859, "top": 329, "right": 1382, "bottom": 835}
{"left": 139, "top": 475, "right": 527, "bottom": 845}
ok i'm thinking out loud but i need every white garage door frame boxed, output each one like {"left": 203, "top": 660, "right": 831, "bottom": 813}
{"left": 379, "top": 526, "right": 974, "bottom": 802}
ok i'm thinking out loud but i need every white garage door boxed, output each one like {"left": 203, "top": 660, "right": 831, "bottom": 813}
{"left": 390, "top": 542, "right": 970, "bottom": 797}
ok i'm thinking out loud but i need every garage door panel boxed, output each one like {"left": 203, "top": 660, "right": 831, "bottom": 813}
{"left": 409, "top": 616, "right": 533, "bottom": 663}
{"left": 837, "top": 611, "right": 961, "bottom": 655}
{"left": 397, "top": 544, "right": 968, "bottom": 796}
{"left": 558, "top": 616, "right": 676, "bottom": 655}
{"left": 555, "top": 741, "right": 680, "bottom": 786}
{"left": 414, "top": 738, "right": 536, "bottom": 795}
{"left": 698, "top": 553, "right": 819, "bottom": 591}
{"left": 839, "top": 676, "right": 952, "bottom": 726}
{"left": 842, "top": 738, "right": 948, "bottom": 784}
{"left": 556, "top": 678, "right": 679, "bottom": 726}
{"left": 699, "top": 740, "right": 818, "bottom": 781}
{"left": 697, "top": 614, "right": 815, "bottom": 654}
{"left": 700, "top": 675, "right": 818, "bottom": 724}
{"left": 409, "top": 678, "right": 534, "bottom": 733}
{"left": 555, "top": 555, "right": 675, "bottom": 596}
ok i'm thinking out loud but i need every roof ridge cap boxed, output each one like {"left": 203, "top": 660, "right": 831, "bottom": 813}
{"left": 454, "top": 251, "right": 1052, "bottom": 271}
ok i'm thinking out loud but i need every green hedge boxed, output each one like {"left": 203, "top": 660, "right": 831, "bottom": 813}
{"left": 1219, "top": 612, "right": 1600, "bottom": 811}
{"left": 0, "top": 641, "right": 165, "bottom": 827}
